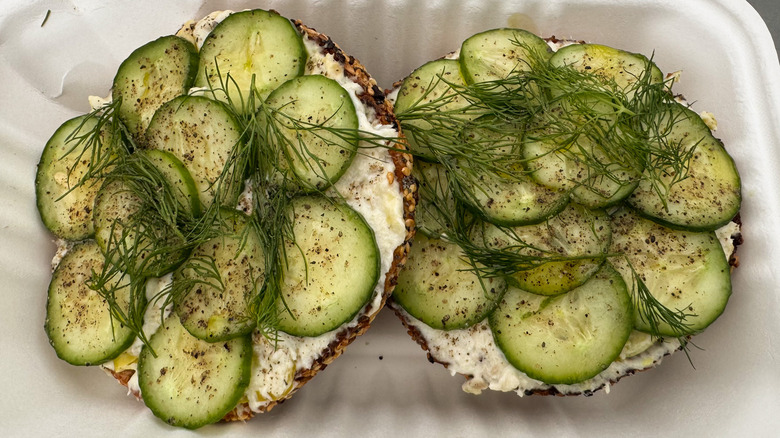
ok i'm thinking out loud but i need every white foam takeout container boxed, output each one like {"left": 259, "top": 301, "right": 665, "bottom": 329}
{"left": 1, "top": 0, "right": 779, "bottom": 436}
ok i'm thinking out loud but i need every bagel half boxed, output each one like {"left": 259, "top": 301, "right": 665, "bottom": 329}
{"left": 385, "top": 33, "right": 742, "bottom": 397}
{"left": 44, "top": 9, "right": 416, "bottom": 424}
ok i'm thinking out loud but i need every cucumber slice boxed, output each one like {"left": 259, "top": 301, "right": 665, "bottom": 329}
{"left": 36, "top": 115, "right": 111, "bottom": 240}
{"left": 459, "top": 28, "right": 551, "bottom": 84}
{"left": 549, "top": 43, "right": 664, "bottom": 93}
{"left": 474, "top": 203, "right": 611, "bottom": 295}
{"left": 627, "top": 103, "right": 741, "bottom": 231}
{"left": 451, "top": 115, "right": 570, "bottom": 225}
{"left": 92, "top": 178, "right": 188, "bottom": 277}
{"left": 145, "top": 95, "right": 244, "bottom": 208}
{"left": 195, "top": 9, "right": 307, "bottom": 113}
{"left": 440, "top": 114, "right": 566, "bottom": 225}
{"left": 522, "top": 100, "right": 642, "bottom": 209}
{"left": 174, "top": 210, "right": 264, "bottom": 342}
{"left": 394, "top": 59, "right": 473, "bottom": 160}
{"left": 490, "top": 265, "right": 633, "bottom": 384}
{"left": 138, "top": 149, "right": 201, "bottom": 217}
{"left": 394, "top": 234, "right": 506, "bottom": 330}
{"left": 609, "top": 208, "right": 731, "bottom": 336}
{"left": 460, "top": 164, "right": 569, "bottom": 226}
{"left": 619, "top": 330, "right": 656, "bottom": 359}
{"left": 412, "top": 161, "right": 457, "bottom": 238}
{"left": 93, "top": 178, "right": 141, "bottom": 257}
{"left": 276, "top": 195, "right": 379, "bottom": 337}
{"left": 264, "top": 75, "right": 358, "bottom": 191}
{"left": 523, "top": 139, "right": 640, "bottom": 209}
{"left": 138, "top": 315, "right": 252, "bottom": 429}
{"left": 112, "top": 35, "right": 198, "bottom": 142}
{"left": 45, "top": 241, "right": 136, "bottom": 366}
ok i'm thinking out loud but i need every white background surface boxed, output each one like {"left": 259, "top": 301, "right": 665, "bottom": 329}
{"left": 1, "top": 0, "right": 779, "bottom": 436}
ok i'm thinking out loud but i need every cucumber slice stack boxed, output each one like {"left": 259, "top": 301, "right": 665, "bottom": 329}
{"left": 36, "top": 8, "right": 398, "bottom": 429}
{"left": 392, "top": 28, "right": 741, "bottom": 389}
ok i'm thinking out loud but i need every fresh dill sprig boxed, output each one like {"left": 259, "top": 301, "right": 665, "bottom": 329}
{"left": 55, "top": 102, "right": 179, "bottom": 350}
{"left": 626, "top": 260, "right": 696, "bottom": 356}
{"left": 87, "top": 149, "right": 216, "bottom": 351}
{"left": 245, "top": 178, "right": 295, "bottom": 341}
{"left": 52, "top": 94, "right": 230, "bottom": 350}
{"left": 637, "top": 102, "right": 701, "bottom": 210}
{"left": 88, "top": 255, "right": 150, "bottom": 349}
{"left": 57, "top": 99, "right": 129, "bottom": 201}
{"left": 395, "top": 75, "right": 523, "bottom": 190}
{"left": 41, "top": 10, "right": 51, "bottom": 27}
{"left": 191, "top": 70, "right": 291, "bottom": 335}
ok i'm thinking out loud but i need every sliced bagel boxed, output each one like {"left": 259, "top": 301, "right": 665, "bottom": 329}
{"left": 386, "top": 30, "right": 742, "bottom": 397}
{"left": 41, "top": 9, "right": 415, "bottom": 427}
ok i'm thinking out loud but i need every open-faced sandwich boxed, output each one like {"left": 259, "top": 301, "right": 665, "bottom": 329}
{"left": 37, "top": 9, "right": 414, "bottom": 429}
{"left": 387, "top": 28, "right": 742, "bottom": 396}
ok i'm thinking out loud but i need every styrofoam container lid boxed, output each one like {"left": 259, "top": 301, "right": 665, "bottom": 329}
{"left": 1, "top": 0, "right": 779, "bottom": 436}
